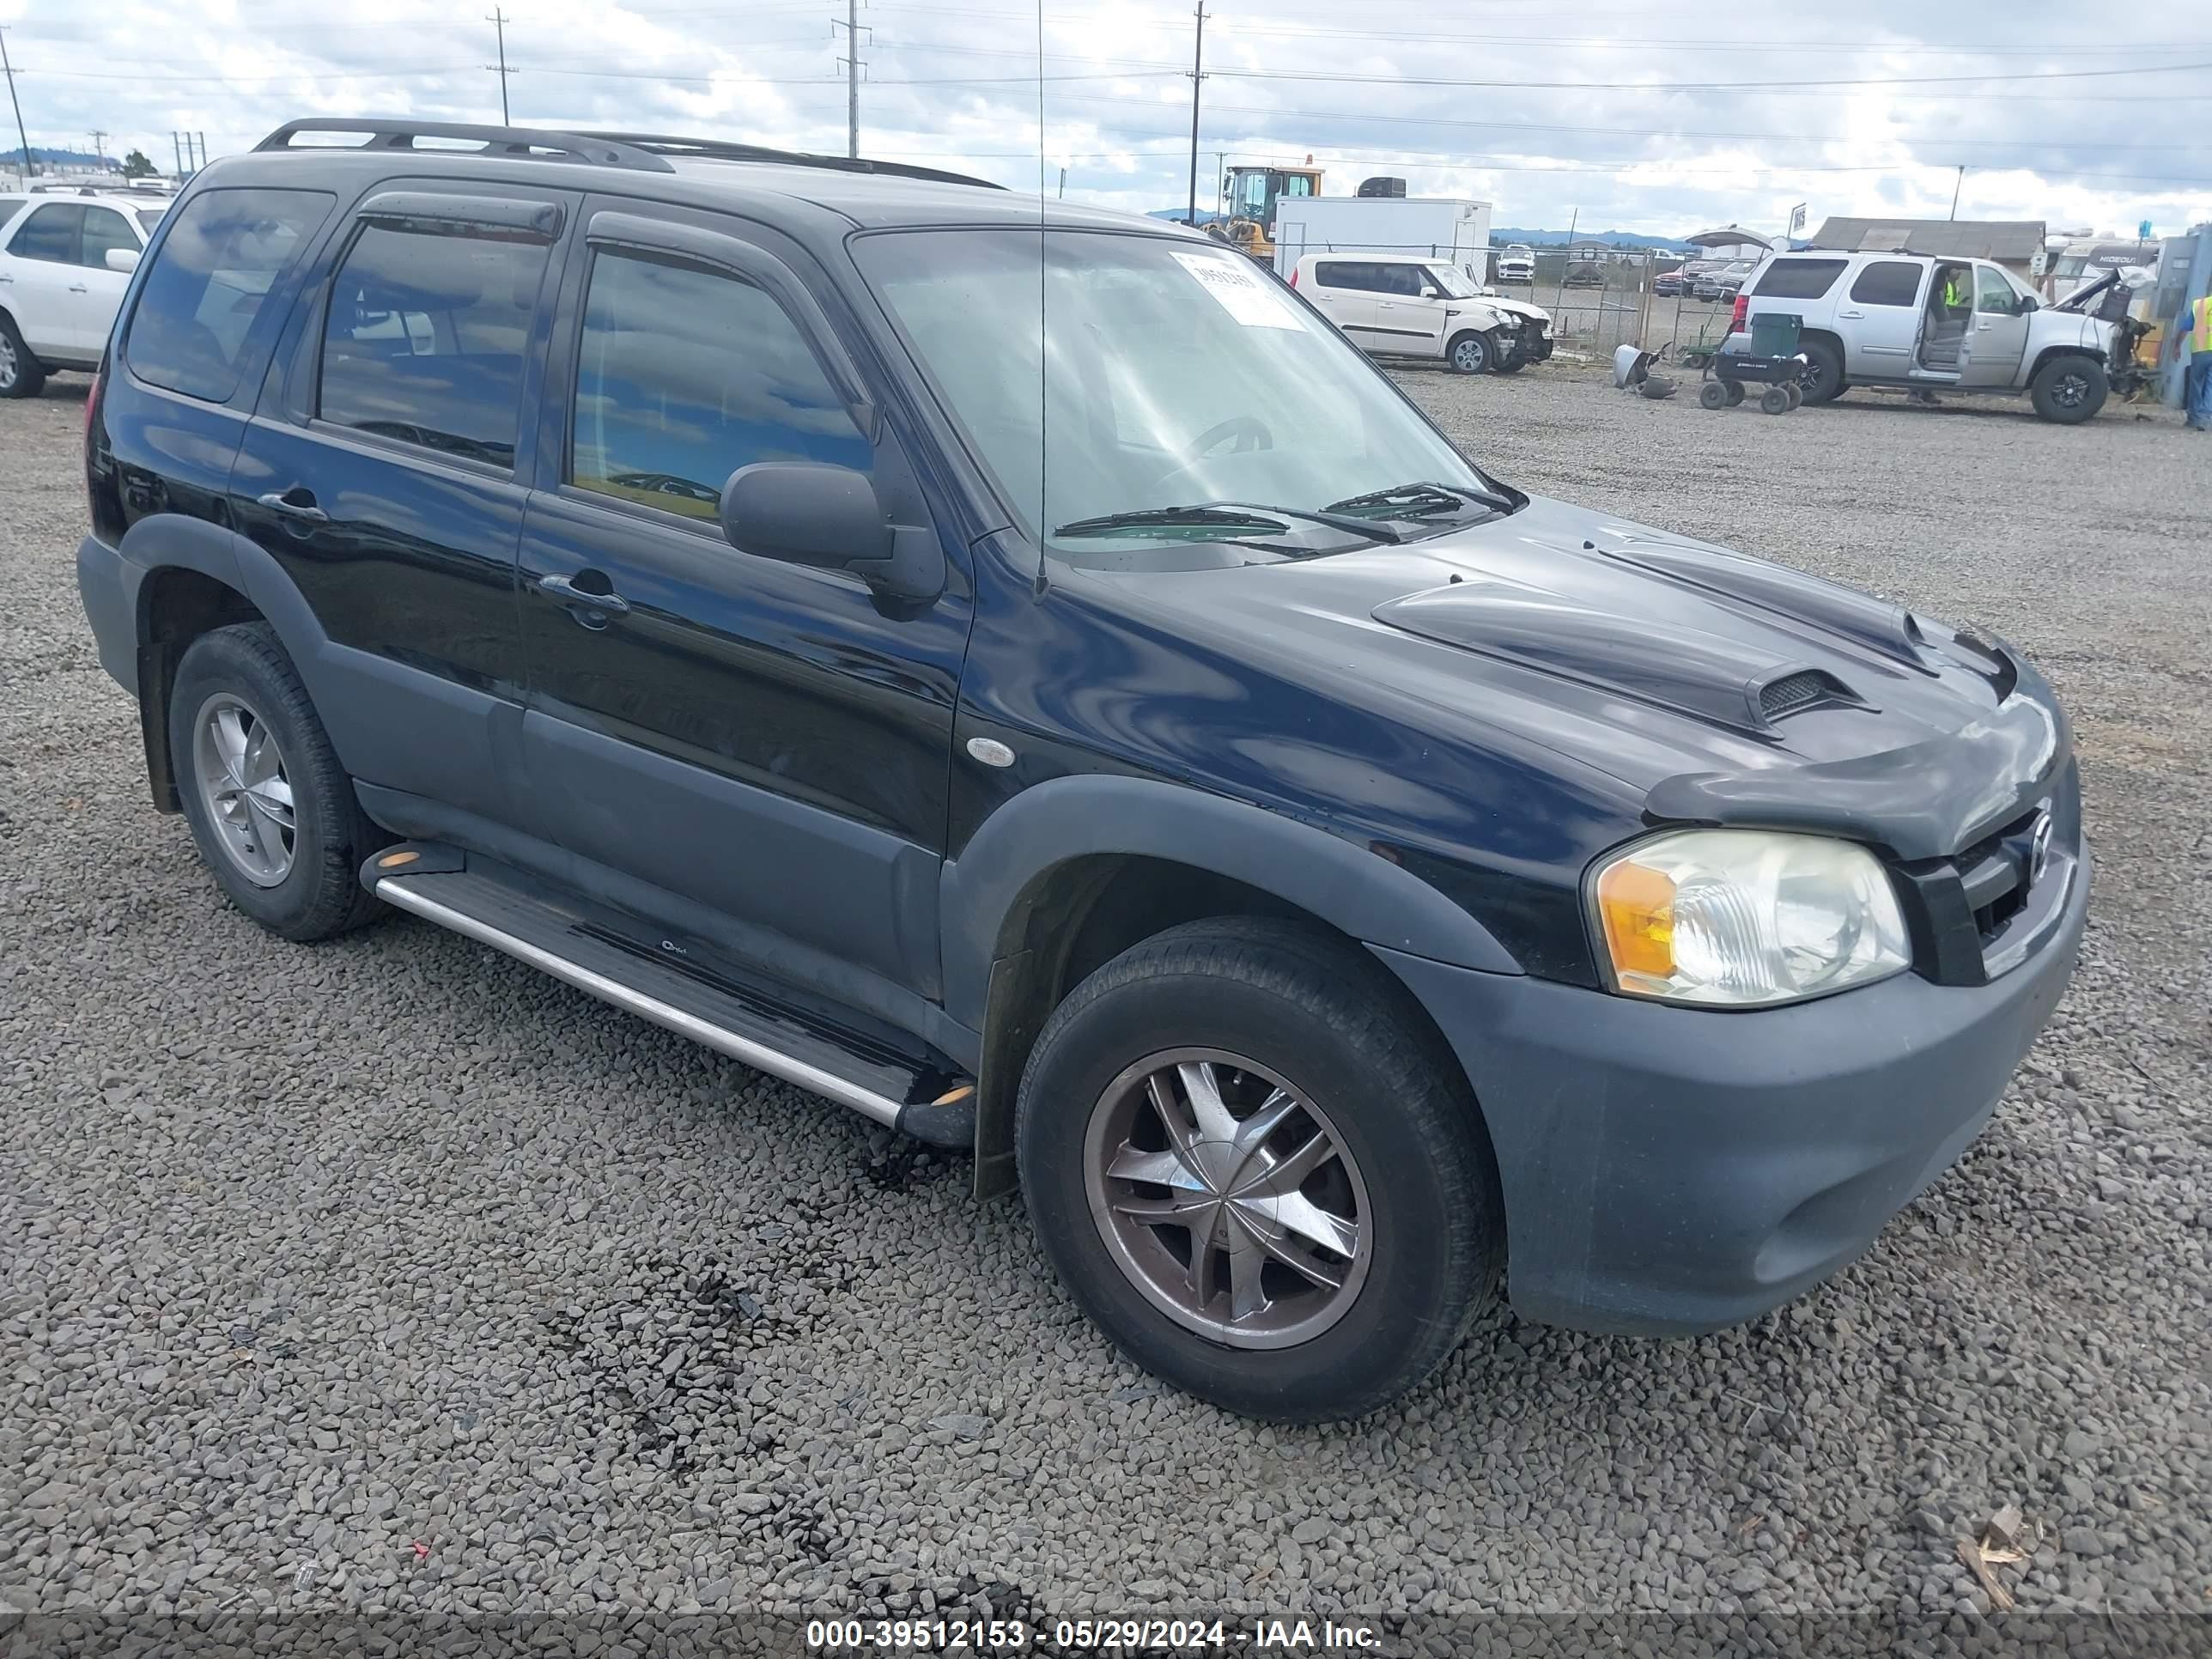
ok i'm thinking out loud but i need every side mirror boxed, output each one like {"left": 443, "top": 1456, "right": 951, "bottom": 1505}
{"left": 105, "top": 246, "right": 141, "bottom": 274}
{"left": 2017, "top": 295, "right": 2039, "bottom": 314}
{"left": 1419, "top": 286, "right": 1440, "bottom": 300}
{"left": 720, "top": 461, "right": 945, "bottom": 605}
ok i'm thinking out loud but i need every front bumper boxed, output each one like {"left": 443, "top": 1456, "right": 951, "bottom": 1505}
{"left": 1375, "top": 841, "right": 2088, "bottom": 1337}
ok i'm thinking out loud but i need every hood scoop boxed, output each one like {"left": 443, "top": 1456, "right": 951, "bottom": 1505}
{"left": 1374, "top": 582, "right": 1863, "bottom": 736}
{"left": 1600, "top": 536, "right": 1933, "bottom": 672}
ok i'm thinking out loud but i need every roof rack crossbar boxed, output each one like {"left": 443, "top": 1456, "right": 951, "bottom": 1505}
{"left": 255, "top": 118, "right": 676, "bottom": 173}
{"left": 569, "top": 130, "right": 1003, "bottom": 191}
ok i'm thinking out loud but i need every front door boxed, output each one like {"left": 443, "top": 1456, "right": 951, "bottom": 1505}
{"left": 514, "top": 203, "right": 971, "bottom": 1005}
{"left": 1965, "top": 262, "right": 2032, "bottom": 387}
{"left": 230, "top": 181, "right": 575, "bottom": 829}
{"left": 1, "top": 202, "right": 135, "bottom": 360}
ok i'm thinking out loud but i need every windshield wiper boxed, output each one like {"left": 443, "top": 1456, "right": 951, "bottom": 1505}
{"left": 1323, "top": 480, "right": 1517, "bottom": 518}
{"left": 1054, "top": 501, "right": 1401, "bottom": 545}
{"left": 1054, "top": 506, "right": 1293, "bottom": 539}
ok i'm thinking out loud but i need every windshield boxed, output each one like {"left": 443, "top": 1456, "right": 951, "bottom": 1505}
{"left": 855, "top": 228, "right": 1491, "bottom": 552}
{"left": 1426, "top": 264, "right": 1481, "bottom": 300}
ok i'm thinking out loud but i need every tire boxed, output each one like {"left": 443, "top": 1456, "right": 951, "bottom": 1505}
{"left": 169, "top": 622, "right": 387, "bottom": 942}
{"left": 1796, "top": 337, "right": 1844, "bottom": 404}
{"left": 1759, "top": 386, "right": 1791, "bottom": 415}
{"left": 0, "top": 312, "right": 46, "bottom": 399}
{"left": 2030, "top": 355, "right": 2107, "bottom": 424}
{"left": 1447, "top": 331, "right": 1492, "bottom": 374}
{"left": 1699, "top": 380, "right": 1729, "bottom": 410}
{"left": 1784, "top": 383, "right": 1803, "bottom": 410}
{"left": 1015, "top": 918, "right": 1504, "bottom": 1421}
{"left": 1492, "top": 350, "right": 1527, "bottom": 374}
{"left": 1724, "top": 380, "right": 1747, "bottom": 406}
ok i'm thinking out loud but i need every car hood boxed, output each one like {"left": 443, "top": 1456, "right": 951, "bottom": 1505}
{"left": 1483, "top": 295, "right": 1551, "bottom": 325}
{"left": 1089, "top": 495, "right": 2068, "bottom": 858}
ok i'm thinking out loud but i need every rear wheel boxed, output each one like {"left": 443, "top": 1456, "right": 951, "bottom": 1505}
{"left": 1724, "top": 380, "right": 1747, "bottom": 406}
{"left": 1759, "top": 386, "right": 1792, "bottom": 415}
{"left": 0, "top": 313, "right": 46, "bottom": 399}
{"left": 2031, "top": 355, "right": 2107, "bottom": 424}
{"left": 1448, "top": 331, "right": 1493, "bottom": 374}
{"left": 1698, "top": 380, "right": 1729, "bottom": 410}
{"left": 170, "top": 623, "right": 387, "bottom": 941}
{"left": 1016, "top": 919, "right": 1504, "bottom": 1421}
{"left": 1796, "top": 337, "right": 1844, "bottom": 404}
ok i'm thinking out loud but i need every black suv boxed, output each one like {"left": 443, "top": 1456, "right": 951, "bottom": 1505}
{"left": 76, "top": 120, "right": 2087, "bottom": 1420}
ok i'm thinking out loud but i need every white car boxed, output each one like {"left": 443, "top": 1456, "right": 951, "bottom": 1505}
{"left": 1736, "top": 249, "right": 2123, "bottom": 423}
{"left": 1496, "top": 243, "right": 1535, "bottom": 283}
{"left": 1289, "top": 252, "right": 1552, "bottom": 374}
{"left": 0, "top": 191, "right": 167, "bottom": 398}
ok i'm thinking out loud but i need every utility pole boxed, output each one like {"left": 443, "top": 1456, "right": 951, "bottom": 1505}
{"left": 1949, "top": 165, "right": 1966, "bottom": 222}
{"left": 1185, "top": 3, "right": 1207, "bottom": 228}
{"left": 483, "top": 8, "right": 514, "bottom": 125}
{"left": 832, "top": 0, "right": 868, "bottom": 160}
{"left": 1056, "top": 165, "right": 1066, "bottom": 198}
{"left": 172, "top": 131, "right": 184, "bottom": 179}
{"left": 88, "top": 129, "right": 106, "bottom": 172}
{"left": 0, "top": 27, "right": 32, "bottom": 185}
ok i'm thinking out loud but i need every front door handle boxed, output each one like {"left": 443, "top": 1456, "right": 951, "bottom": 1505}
{"left": 1837, "top": 308, "right": 1865, "bottom": 319}
{"left": 256, "top": 489, "right": 329, "bottom": 525}
{"left": 538, "top": 571, "right": 631, "bottom": 626}
{"left": 68, "top": 283, "right": 88, "bottom": 294}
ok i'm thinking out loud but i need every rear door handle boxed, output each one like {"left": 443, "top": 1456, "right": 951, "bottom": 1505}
{"left": 68, "top": 283, "right": 88, "bottom": 294}
{"left": 1838, "top": 308, "right": 1865, "bottom": 319}
{"left": 256, "top": 489, "right": 329, "bottom": 525}
{"left": 538, "top": 571, "right": 631, "bottom": 624}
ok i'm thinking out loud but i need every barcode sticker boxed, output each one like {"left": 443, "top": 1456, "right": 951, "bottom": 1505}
{"left": 1172, "top": 251, "right": 1302, "bottom": 329}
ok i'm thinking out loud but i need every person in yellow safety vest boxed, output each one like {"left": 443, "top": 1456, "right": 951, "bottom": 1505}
{"left": 2181, "top": 291, "right": 2212, "bottom": 433}
{"left": 1940, "top": 268, "right": 1970, "bottom": 313}
{"left": 1913, "top": 266, "right": 1974, "bottom": 406}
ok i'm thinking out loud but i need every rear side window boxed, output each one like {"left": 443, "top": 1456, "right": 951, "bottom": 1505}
{"left": 1314, "top": 261, "right": 1376, "bottom": 292}
{"left": 1752, "top": 258, "right": 1847, "bottom": 300}
{"left": 1848, "top": 261, "right": 1923, "bottom": 307}
{"left": 127, "top": 188, "right": 334, "bottom": 404}
{"left": 319, "top": 219, "right": 553, "bottom": 468}
{"left": 568, "top": 249, "right": 869, "bottom": 521}
{"left": 9, "top": 204, "right": 81, "bottom": 264}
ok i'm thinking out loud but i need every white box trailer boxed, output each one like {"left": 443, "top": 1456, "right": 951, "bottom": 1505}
{"left": 1270, "top": 196, "right": 1496, "bottom": 283}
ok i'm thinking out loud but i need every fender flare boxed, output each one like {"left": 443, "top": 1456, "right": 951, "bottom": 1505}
{"left": 939, "top": 774, "right": 1522, "bottom": 1030}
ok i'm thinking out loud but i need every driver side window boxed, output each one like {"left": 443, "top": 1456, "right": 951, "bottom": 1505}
{"left": 1974, "top": 265, "right": 2018, "bottom": 315}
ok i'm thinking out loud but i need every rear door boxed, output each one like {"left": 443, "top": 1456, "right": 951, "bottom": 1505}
{"left": 1965, "top": 261, "right": 2031, "bottom": 386}
{"left": 1, "top": 203, "right": 88, "bottom": 358}
{"left": 1837, "top": 258, "right": 1926, "bottom": 376}
{"left": 230, "top": 180, "right": 576, "bottom": 829}
{"left": 1309, "top": 260, "right": 1378, "bottom": 341}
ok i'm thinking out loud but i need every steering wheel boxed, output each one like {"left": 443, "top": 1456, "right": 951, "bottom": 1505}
{"left": 1146, "top": 415, "right": 1276, "bottom": 498}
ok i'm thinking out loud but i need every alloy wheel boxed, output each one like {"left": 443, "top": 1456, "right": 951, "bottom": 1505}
{"left": 191, "top": 692, "right": 299, "bottom": 887}
{"left": 1451, "top": 337, "right": 1487, "bottom": 374}
{"left": 1082, "top": 1048, "right": 1372, "bottom": 1350}
{"left": 0, "top": 333, "right": 16, "bottom": 391}
{"left": 2053, "top": 371, "right": 2088, "bottom": 409}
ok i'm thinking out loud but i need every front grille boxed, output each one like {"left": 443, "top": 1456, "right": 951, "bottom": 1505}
{"left": 1888, "top": 765, "right": 2077, "bottom": 987}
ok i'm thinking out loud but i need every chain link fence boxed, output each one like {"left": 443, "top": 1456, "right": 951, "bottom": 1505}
{"left": 1504, "top": 248, "right": 1741, "bottom": 360}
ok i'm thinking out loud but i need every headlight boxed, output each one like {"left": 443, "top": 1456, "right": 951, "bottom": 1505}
{"left": 1588, "top": 830, "right": 1910, "bottom": 1007}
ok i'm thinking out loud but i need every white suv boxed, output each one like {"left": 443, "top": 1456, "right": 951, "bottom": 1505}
{"left": 1289, "top": 252, "right": 1552, "bottom": 374}
{"left": 1735, "top": 249, "right": 2119, "bottom": 423}
{"left": 1496, "top": 243, "right": 1535, "bottom": 284}
{"left": 0, "top": 191, "right": 168, "bottom": 398}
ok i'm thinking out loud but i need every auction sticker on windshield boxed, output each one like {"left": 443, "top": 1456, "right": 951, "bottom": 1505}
{"left": 1172, "top": 251, "right": 1302, "bottom": 329}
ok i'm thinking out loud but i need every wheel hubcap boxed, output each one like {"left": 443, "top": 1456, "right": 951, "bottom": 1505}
{"left": 1455, "top": 341, "right": 1482, "bottom": 371}
{"left": 1083, "top": 1049, "right": 1371, "bottom": 1350}
{"left": 2057, "top": 374, "right": 2086, "bottom": 407}
{"left": 191, "top": 693, "right": 298, "bottom": 887}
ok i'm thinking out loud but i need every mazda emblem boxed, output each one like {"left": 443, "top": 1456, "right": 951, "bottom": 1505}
{"left": 2027, "top": 811, "right": 2053, "bottom": 886}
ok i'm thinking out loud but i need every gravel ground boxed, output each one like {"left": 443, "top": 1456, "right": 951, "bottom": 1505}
{"left": 3, "top": 368, "right": 2209, "bottom": 1650}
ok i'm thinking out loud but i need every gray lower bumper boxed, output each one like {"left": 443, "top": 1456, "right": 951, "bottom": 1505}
{"left": 1376, "top": 846, "right": 2088, "bottom": 1337}
{"left": 76, "top": 533, "right": 138, "bottom": 695}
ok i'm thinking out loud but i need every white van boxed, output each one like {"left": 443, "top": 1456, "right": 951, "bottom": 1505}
{"left": 1289, "top": 252, "right": 1551, "bottom": 374}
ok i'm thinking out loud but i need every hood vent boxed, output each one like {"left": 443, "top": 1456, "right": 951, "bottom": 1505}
{"left": 1759, "top": 668, "right": 1849, "bottom": 720}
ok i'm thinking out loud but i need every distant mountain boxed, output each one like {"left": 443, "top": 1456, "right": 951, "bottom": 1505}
{"left": 3, "top": 146, "right": 124, "bottom": 172}
{"left": 1492, "top": 227, "right": 1685, "bottom": 251}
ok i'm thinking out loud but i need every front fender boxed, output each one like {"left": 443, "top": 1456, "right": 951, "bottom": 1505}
{"left": 939, "top": 773, "right": 1522, "bottom": 1030}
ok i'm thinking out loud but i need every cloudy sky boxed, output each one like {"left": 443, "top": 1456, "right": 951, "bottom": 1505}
{"left": 4, "top": 0, "right": 2210, "bottom": 240}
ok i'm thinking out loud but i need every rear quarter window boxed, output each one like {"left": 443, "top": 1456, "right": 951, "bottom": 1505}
{"left": 126, "top": 188, "right": 336, "bottom": 404}
{"left": 1751, "top": 258, "right": 1848, "bottom": 300}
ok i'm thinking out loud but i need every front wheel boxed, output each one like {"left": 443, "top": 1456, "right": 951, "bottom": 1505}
{"left": 2031, "top": 355, "right": 2107, "bottom": 424}
{"left": 1448, "top": 331, "right": 1493, "bottom": 374}
{"left": 1492, "top": 349, "right": 1527, "bottom": 375}
{"left": 1016, "top": 919, "right": 1504, "bottom": 1421}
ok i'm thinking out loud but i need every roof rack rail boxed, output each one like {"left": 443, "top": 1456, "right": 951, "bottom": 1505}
{"left": 570, "top": 131, "right": 1004, "bottom": 191}
{"left": 255, "top": 118, "right": 676, "bottom": 173}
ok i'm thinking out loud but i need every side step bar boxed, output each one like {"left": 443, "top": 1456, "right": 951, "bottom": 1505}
{"left": 366, "top": 848, "right": 975, "bottom": 1148}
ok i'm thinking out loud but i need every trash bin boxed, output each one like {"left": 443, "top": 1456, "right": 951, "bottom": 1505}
{"left": 1749, "top": 312, "right": 1802, "bottom": 357}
